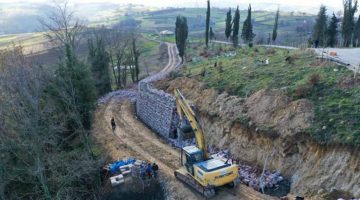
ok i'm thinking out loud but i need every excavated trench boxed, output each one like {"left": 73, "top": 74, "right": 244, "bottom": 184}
{"left": 152, "top": 77, "right": 360, "bottom": 199}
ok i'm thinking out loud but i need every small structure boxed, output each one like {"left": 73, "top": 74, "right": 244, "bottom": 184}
{"left": 110, "top": 174, "right": 125, "bottom": 186}
{"left": 160, "top": 30, "right": 174, "bottom": 36}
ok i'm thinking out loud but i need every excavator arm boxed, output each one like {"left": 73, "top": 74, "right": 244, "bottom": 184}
{"left": 174, "top": 89, "right": 208, "bottom": 159}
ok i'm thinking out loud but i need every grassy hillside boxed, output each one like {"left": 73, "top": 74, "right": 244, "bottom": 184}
{"left": 178, "top": 45, "right": 360, "bottom": 146}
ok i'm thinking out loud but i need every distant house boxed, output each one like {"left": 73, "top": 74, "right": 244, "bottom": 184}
{"left": 160, "top": 30, "right": 174, "bottom": 36}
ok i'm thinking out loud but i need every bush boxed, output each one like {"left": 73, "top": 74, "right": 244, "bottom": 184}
{"left": 266, "top": 48, "right": 276, "bottom": 55}
{"left": 308, "top": 73, "right": 321, "bottom": 86}
{"left": 170, "top": 70, "right": 181, "bottom": 78}
{"left": 200, "top": 67, "right": 206, "bottom": 77}
{"left": 285, "top": 56, "right": 295, "bottom": 64}
{"left": 295, "top": 84, "right": 310, "bottom": 98}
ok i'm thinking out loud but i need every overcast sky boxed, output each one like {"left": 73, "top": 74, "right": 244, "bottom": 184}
{"left": 0, "top": 0, "right": 346, "bottom": 13}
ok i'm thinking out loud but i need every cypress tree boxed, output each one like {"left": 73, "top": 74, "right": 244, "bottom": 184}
{"left": 175, "top": 16, "right": 188, "bottom": 63}
{"left": 326, "top": 13, "right": 338, "bottom": 47}
{"left": 272, "top": 8, "right": 280, "bottom": 43}
{"left": 354, "top": 15, "right": 360, "bottom": 47}
{"left": 312, "top": 5, "right": 327, "bottom": 47}
{"left": 225, "top": 8, "right": 232, "bottom": 40}
{"left": 232, "top": 6, "right": 240, "bottom": 46}
{"left": 342, "top": 0, "right": 358, "bottom": 47}
{"left": 241, "top": 4, "right": 255, "bottom": 46}
{"left": 205, "top": 0, "right": 210, "bottom": 47}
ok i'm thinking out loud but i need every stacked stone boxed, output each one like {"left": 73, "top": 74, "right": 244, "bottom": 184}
{"left": 136, "top": 78, "right": 177, "bottom": 138}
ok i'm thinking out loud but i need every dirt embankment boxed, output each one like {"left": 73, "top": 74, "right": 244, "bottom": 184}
{"left": 155, "top": 77, "right": 360, "bottom": 199}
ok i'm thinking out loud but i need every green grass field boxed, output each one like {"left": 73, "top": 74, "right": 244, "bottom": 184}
{"left": 179, "top": 45, "right": 360, "bottom": 146}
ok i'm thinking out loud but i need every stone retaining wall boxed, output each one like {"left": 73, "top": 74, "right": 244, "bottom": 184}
{"left": 136, "top": 81, "right": 176, "bottom": 138}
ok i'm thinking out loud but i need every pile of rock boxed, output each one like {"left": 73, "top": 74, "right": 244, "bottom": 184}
{"left": 98, "top": 89, "right": 138, "bottom": 105}
{"left": 210, "top": 149, "right": 284, "bottom": 191}
{"left": 238, "top": 164, "right": 283, "bottom": 190}
{"left": 168, "top": 138, "right": 196, "bottom": 148}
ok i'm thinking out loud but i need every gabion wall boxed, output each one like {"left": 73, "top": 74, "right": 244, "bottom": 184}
{"left": 136, "top": 78, "right": 176, "bottom": 138}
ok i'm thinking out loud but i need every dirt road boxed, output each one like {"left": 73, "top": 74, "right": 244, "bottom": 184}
{"left": 93, "top": 43, "right": 277, "bottom": 200}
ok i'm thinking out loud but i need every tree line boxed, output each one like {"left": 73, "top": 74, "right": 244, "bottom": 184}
{"left": 0, "top": 1, "right": 143, "bottom": 199}
{"left": 206, "top": 0, "right": 359, "bottom": 49}
{"left": 174, "top": 1, "right": 281, "bottom": 62}
{"left": 313, "top": 0, "right": 359, "bottom": 47}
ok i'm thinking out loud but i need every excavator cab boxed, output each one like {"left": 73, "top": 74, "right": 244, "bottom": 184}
{"left": 181, "top": 146, "right": 204, "bottom": 175}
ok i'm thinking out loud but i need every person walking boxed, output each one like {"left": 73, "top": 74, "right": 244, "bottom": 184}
{"left": 146, "top": 163, "right": 153, "bottom": 179}
{"left": 111, "top": 117, "right": 116, "bottom": 131}
{"left": 152, "top": 163, "right": 159, "bottom": 178}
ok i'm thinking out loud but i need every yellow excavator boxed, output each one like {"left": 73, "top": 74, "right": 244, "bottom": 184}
{"left": 174, "top": 89, "right": 239, "bottom": 198}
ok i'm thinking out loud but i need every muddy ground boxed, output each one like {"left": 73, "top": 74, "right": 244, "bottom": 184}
{"left": 92, "top": 96, "right": 278, "bottom": 200}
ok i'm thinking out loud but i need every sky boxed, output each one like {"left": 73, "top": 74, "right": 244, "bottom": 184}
{"left": 0, "top": 0, "right": 346, "bottom": 13}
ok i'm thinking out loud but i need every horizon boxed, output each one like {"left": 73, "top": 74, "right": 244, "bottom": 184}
{"left": 0, "top": 0, "right": 348, "bottom": 14}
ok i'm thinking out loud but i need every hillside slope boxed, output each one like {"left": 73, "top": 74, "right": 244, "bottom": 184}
{"left": 156, "top": 77, "right": 360, "bottom": 199}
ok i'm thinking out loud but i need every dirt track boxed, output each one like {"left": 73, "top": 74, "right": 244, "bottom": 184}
{"left": 93, "top": 42, "right": 277, "bottom": 200}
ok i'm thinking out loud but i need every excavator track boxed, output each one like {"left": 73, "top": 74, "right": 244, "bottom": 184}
{"left": 174, "top": 169, "right": 216, "bottom": 198}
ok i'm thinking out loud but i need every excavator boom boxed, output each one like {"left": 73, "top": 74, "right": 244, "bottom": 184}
{"left": 174, "top": 89, "right": 208, "bottom": 158}
{"left": 173, "top": 89, "right": 238, "bottom": 198}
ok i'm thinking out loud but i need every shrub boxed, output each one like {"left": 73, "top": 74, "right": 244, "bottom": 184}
{"left": 266, "top": 48, "right": 276, "bottom": 55}
{"left": 200, "top": 67, "right": 206, "bottom": 77}
{"left": 170, "top": 71, "right": 181, "bottom": 78}
{"left": 308, "top": 73, "right": 321, "bottom": 86}
{"left": 285, "top": 56, "right": 295, "bottom": 64}
{"left": 295, "top": 84, "right": 310, "bottom": 98}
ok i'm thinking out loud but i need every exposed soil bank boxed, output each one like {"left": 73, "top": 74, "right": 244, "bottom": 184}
{"left": 155, "top": 77, "right": 360, "bottom": 199}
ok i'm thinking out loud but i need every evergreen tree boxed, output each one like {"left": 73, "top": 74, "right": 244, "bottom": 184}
{"left": 342, "top": 0, "right": 358, "bottom": 47}
{"left": 232, "top": 6, "right": 240, "bottom": 46}
{"left": 241, "top": 4, "right": 256, "bottom": 46}
{"left": 210, "top": 27, "right": 215, "bottom": 40}
{"left": 55, "top": 44, "right": 97, "bottom": 130}
{"left": 272, "top": 8, "right": 280, "bottom": 43}
{"left": 312, "top": 5, "right": 327, "bottom": 47}
{"left": 205, "top": 0, "right": 211, "bottom": 47}
{"left": 353, "top": 15, "right": 360, "bottom": 47}
{"left": 88, "top": 37, "right": 111, "bottom": 97}
{"left": 326, "top": 13, "right": 338, "bottom": 47}
{"left": 175, "top": 16, "right": 188, "bottom": 63}
{"left": 225, "top": 8, "right": 232, "bottom": 40}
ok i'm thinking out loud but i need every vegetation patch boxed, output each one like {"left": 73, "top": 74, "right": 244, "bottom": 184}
{"left": 180, "top": 46, "right": 360, "bottom": 146}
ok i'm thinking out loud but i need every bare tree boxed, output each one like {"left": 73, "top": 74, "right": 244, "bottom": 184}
{"left": 40, "top": 0, "right": 84, "bottom": 50}
{"left": 105, "top": 29, "right": 131, "bottom": 88}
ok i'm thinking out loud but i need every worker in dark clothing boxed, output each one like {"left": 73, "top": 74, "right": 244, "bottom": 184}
{"left": 314, "top": 39, "right": 319, "bottom": 48}
{"left": 152, "top": 163, "right": 159, "bottom": 178}
{"left": 111, "top": 117, "right": 116, "bottom": 131}
{"left": 145, "top": 163, "right": 152, "bottom": 179}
